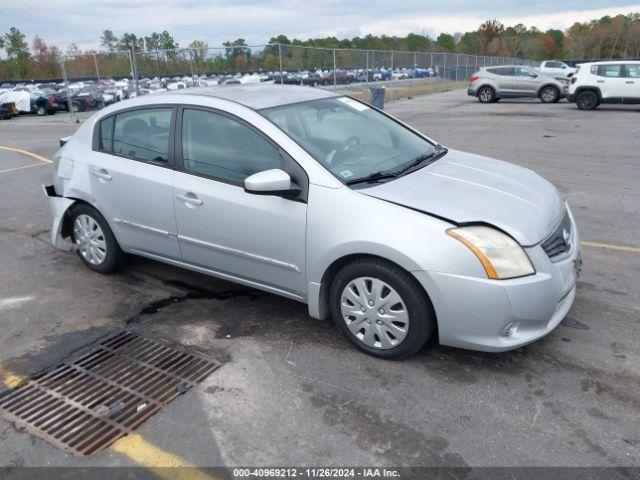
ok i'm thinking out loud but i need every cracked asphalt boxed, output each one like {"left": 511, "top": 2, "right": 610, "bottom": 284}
{"left": 0, "top": 90, "right": 639, "bottom": 470}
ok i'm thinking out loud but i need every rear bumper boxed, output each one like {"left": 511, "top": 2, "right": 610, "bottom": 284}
{"left": 467, "top": 87, "right": 477, "bottom": 97}
{"left": 43, "top": 184, "right": 75, "bottom": 250}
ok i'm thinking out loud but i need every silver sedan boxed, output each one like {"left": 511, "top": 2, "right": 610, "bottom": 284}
{"left": 44, "top": 85, "right": 581, "bottom": 359}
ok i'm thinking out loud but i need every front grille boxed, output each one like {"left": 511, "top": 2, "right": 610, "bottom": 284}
{"left": 541, "top": 210, "right": 572, "bottom": 261}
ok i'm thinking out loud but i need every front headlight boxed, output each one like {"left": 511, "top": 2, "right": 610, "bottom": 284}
{"left": 446, "top": 226, "right": 535, "bottom": 279}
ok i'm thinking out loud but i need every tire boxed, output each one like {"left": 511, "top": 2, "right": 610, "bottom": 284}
{"left": 70, "top": 204, "right": 125, "bottom": 274}
{"left": 71, "top": 102, "right": 80, "bottom": 113}
{"left": 477, "top": 86, "right": 496, "bottom": 103}
{"left": 576, "top": 90, "right": 599, "bottom": 110}
{"left": 540, "top": 86, "right": 560, "bottom": 103}
{"left": 329, "top": 258, "right": 435, "bottom": 359}
{"left": 36, "top": 104, "right": 47, "bottom": 116}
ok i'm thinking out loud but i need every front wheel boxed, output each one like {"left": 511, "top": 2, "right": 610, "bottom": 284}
{"left": 70, "top": 204, "right": 125, "bottom": 274}
{"left": 329, "top": 259, "right": 435, "bottom": 359}
{"left": 540, "top": 86, "right": 560, "bottom": 103}
{"left": 576, "top": 90, "right": 599, "bottom": 110}
{"left": 477, "top": 86, "right": 496, "bottom": 103}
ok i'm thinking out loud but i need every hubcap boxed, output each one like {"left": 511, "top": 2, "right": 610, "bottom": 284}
{"left": 340, "top": 277, "right": 409, "bottom": 349}
{"left": 542, "top": 88, "right": 556, "bottom": 102}
{"left": 73, "top": 214, "right": 107, "bottom": 265}
{"left": 480, "top": 89, "right": 492, "bottom": 102}
{"left": 579, "top": 94, "right": 594, "bottom": 108}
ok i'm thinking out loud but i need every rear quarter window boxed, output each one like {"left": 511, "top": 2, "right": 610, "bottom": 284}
{"left": 625, "top": 64, "right": 640, "bottom": 78}
{"left": 99, "top": 116, "right": 114, "bottom": 152}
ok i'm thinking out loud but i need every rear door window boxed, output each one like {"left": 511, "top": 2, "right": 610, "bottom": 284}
{"left": 487, "top": 67, "right": 515, "bottom": 76}
{"left": 112, "top": 108, "right": 172, "bottom": 164}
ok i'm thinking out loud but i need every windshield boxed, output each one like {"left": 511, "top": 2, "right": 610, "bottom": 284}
{"left": 261, "top": 97, "right": 438, "bottom": 184}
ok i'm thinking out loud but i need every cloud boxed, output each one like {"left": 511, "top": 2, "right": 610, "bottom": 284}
{"left": 361, "top": 3, "right": 640, "bottom": 38}
{"left": 1, "top": 0, "right": 639, "bottom": 51}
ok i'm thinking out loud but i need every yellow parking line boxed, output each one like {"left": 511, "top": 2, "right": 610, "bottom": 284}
{"left": 582, "top": 241, "right": 640, "bottom": 254}
{"left": 0, "top": 163, "right": 47, "bottom": 174}
{"left": 0, "top": 146, "right": 52, "bottom": 164}
{"left": 111, "top": 434, "right": 218, "bottom": 479}
{"left": 0, "top": 364, "right": 24, "bottom": 389}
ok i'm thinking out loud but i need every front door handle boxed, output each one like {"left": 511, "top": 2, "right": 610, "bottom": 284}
{"left": 92, "top": 168, "right": 112, "bottom": 181}
{"left": 626, "top": 81, "right": 634, "bottom": 84}
{"left": 596, "top": 80, "right": 605, "bottom": 83}
{"left": 176, "top": 193, "right": 203, "bottom": 206}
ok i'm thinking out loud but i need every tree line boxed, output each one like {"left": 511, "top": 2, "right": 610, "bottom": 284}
{"left": 1, "top": 13, "right": 640, "bottom": 81}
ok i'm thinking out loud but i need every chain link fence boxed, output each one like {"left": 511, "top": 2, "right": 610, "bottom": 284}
{"left": 8, "top": 44, "right": 536, "bottom": 121}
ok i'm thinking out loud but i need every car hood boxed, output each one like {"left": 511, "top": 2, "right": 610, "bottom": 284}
{"left": 362, "top": 149, "right": 564, "bottom": 246}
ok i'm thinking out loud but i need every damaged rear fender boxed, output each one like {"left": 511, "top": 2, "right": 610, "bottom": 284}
{"left": 43, "top": 185, "right": 76, "bottom": 250}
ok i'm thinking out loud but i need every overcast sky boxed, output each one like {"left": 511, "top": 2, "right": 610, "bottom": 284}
{"left": 2, "top": 0, "right": 640, "bottom": 51}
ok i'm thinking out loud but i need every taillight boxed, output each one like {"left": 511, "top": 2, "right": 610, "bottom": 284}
{"left": 49, "top": 96, "right": 55, "bottom": 103}
{"left": 570, "top": 77, "right": 577, "bottom": 85}
{"left": 470, "top": 75, "right": 479, "bottom": 82}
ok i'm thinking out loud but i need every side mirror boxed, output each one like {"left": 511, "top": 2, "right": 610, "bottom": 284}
{"left": 244, "top": 169, "right": 301, "bottom": 198}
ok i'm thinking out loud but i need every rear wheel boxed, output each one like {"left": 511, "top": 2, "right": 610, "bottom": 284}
{"left": 576, "top": 90, "right": 599, "bottom": 110}
{"left": 540, "top": 86, "right": 560, "bottom": 103}
{"left": 477, "top": 86, "right": 496, "bottom": 103}
{"left": 329, "top": 258, "right": 435, "bottom": 359}
{"left": 70, "top": 204, "right": 125, "bottom": 274}
{"left": 36, "top": 104, "right": 47, "bottom": 116}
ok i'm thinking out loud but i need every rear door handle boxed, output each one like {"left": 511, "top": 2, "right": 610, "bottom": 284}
{"left": 176, "top": 193, "right": 203, "bottom": 206}
{"left": 596, "top": 80, "right": 605, "bottom": 83}
{"left": 626, "top": 81, "right": 634, "bottom": 84}
{"left": 92, "top": 169, "right": 112, "bottom": 181}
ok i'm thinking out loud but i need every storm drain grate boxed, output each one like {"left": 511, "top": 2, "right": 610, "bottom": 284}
{"left": 0, "top": 330, "right": 220, "bottom": 455}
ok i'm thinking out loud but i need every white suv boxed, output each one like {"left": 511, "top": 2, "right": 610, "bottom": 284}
{"left": 567, "top": 61, "right": 640, "bottom": 109}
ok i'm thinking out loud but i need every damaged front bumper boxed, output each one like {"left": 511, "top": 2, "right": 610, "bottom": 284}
{"left": 43, "top": 185, "right": 75, "bottom": 250}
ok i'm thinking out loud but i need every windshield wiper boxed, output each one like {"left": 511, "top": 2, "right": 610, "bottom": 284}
{"left": 345, "top": 146, "right": 448, "bottom": 186}
{"left": 345, "top": 170, "right": 398, "bottom": 185}
{"left": 394, "top": 146, "right": 448, "bottom": 177}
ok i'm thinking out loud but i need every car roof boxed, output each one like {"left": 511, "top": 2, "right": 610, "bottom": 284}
{"left": 480, "top": 65, "right": 532, "bottom": 71}
{"left": 581, "top": 60, "right": 640, "bottom": 65}
{"left": 170, "top": 84, "right": 341, "bottom": 110}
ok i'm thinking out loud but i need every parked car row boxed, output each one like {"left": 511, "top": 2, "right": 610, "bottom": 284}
{"left": 467, "top": 60, "right": 640, "bottom": 109}
{"left": 0, "top": 65, "right": 442, "bottom": 119}
{"left": 272, "top": 67, "right": 438, "bottom": 85}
